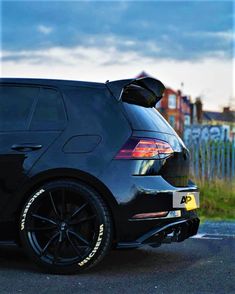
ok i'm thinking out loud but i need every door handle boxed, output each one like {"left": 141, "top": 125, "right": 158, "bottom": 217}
{"left": 11, "top": 144, "right": 43, "bottom": 152}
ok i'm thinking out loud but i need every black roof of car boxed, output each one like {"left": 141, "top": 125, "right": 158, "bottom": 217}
{"left": 0, "top": 77, "right": 166, "bottom": 105}
{"left": 0, "top": 78, "right": 105, "bottom": 88}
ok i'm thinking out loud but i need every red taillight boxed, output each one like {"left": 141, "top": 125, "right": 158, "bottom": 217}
{"left": 115, "top": 137, "right": 173, "bottom": 159}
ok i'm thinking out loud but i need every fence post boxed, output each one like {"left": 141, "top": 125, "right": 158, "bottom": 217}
{"left": 188, "top": 140, "right": 235, "bottom": 181}
{"left": 195, "top": 143, "right": 199, "bottom": 178}
{"left": 217, "top": 142, "right": 220, "bottom": 179}
{"left": 232, "top": 143, "right": 235, "bottom": 179}
{"left": 221, "top": 143, "right": 225, "bottom": 178}
{"left": 226, "top": 142, "right": 230, "bottom": 179}
{"left": 201, "top": 143, "right": 205, "bottom": 181}
{"left": 190, "top": 143, "right": 194, "bottom": 178}
{"left": 211, "top": 142, "right": 215, "bottom": 180}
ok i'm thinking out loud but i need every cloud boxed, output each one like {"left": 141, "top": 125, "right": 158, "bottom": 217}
{"left": 1, "top": 43, "right": 145, "bottom": 70}
{"left": 37, "top": 25, "right": 53, "bottom": 35}
{"left": 1, "top": 1, "right": 233, "bottom": 111}
{"left": 0, "top": 35, "right": 161, "bottom": 65}
{"left": 1, "top": 1, "right": 233, "bottom": 60}
{"left": 207, "top": 31, "right": 234, "bottom": 42}
{"left": 187, "top": 30, "right": 234, "bottom": 42}
{"left": 1, "top": 44, "right": 233, "bottom": 112}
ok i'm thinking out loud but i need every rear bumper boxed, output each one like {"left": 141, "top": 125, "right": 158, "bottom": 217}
{"left": 117, "top": 217, "right": 200, "bottom": 249}
{"left": 100, "top": 161, "right": 200, "bottom": 242}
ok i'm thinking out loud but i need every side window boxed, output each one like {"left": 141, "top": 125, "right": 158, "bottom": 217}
{"left": 0, "top": 85, "right": 38, "bottom": 131}
{"left": 30, "top": 88, "right": 66, "bottom": 130}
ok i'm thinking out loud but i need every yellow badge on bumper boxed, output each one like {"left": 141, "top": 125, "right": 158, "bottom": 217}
{"left": 173, "top": 191, "right": 200, "bottom": 210}
{"left": 184, "top": 193, "right": 198, "bottom": 211}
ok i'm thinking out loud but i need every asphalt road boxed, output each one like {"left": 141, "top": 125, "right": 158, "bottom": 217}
{"left": 0, "top": 223, "right": 234, "bottom": 294}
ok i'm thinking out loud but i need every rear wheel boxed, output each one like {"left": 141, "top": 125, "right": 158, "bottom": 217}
{"left": 19, "top": 180, "right": 112, "bottom": 274}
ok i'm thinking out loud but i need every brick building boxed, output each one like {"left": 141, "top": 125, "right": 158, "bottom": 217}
{"left": 135, "top": 71, "right": 191, "bottom": 136}
{"left": 157, "top": 88, "right": 191, "bottom": 136}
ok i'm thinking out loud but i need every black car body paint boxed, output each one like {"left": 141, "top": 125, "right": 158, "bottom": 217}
{"left": 0, "top": 77, "right": 199, "bottom": 263}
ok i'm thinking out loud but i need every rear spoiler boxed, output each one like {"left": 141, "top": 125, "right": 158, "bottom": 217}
{"left": 106, "top": 77, "right": 165, "bottom": 107}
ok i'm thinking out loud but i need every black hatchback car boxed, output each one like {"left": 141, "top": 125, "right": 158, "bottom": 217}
{"left": 0, "top": 77, "right": 199, "bottom": 273}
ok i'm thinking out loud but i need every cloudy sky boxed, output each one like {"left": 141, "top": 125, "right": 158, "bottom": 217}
{"left": 0, "top": 0, "right": 234, "bottom": 110}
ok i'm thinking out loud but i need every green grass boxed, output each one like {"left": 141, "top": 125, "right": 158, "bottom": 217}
{"left": 193, "top": 178, "right": 235, "bottom": 220}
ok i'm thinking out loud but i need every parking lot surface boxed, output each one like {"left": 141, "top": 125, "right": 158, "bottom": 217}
{"left": 0, "top": 222, "right": 234, "bottom": 294}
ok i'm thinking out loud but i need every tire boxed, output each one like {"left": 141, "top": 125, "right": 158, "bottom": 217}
{"left": 19, "top": 179, "right": 113, "bottom": 274}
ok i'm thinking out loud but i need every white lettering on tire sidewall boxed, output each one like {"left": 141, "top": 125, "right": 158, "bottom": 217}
{"left": 21, "top": 189, "right": 45, "bottom": 231}
{"left": 78, "top": 224, "right": 104, "bottom": 267}
{"left": 21, "top": 190, "right": 105, "bottom": 268}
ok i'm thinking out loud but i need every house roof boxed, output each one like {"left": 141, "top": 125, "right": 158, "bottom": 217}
{"left": 203, "top": 111, "right": 235, "bottom": 123}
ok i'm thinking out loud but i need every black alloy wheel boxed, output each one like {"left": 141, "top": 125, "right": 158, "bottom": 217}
{"left": 20, "top": 180, "right": 112, "bottom": 274}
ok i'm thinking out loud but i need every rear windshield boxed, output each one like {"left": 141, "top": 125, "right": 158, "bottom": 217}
{"left": 123, "top": 103, "right": 175, "bottom": 134}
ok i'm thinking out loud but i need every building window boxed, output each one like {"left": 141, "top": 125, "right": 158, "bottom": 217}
{"left": 184, "top": 115, "right": 190, "bottom": 126}
{"left": 169, "top": 115, "right": 175, "bottom": 128}
{"left": 168, "top": 94, "right": 176, "bottom": 109}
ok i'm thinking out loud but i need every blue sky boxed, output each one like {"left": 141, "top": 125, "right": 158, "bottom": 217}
{"left": 2, "top": 0, "right": 233, "bottom": 60}
{"left": 0, "top": 1, "right": 234, "bottom": 110}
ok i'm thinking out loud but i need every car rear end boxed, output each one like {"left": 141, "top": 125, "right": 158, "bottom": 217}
{"left": 100, "top": 78, "right": 200, "bottom": 248}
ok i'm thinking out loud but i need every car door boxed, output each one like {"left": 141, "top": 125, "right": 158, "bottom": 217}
{"left": 0, "top": 84, "right": 67, "bottom": 216}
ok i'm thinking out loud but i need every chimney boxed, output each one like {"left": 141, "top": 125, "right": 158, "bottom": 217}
{"left": 195, "top": 97, "right": 203, "bottom": 123}
{"left": 223, "top": 107, "right": 230, "bottom": 113}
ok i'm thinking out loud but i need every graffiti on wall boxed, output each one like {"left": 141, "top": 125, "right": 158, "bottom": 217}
{"left": 184, "top": 125, "right": 230, "bottom": 146}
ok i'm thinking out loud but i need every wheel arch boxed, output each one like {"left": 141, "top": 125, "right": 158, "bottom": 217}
{"left": 13, "top": 168, "right": 120, "bottom": 243}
